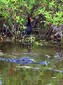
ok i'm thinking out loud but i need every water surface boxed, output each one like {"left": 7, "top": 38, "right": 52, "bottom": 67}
{"left": 0, "top": 42, "right": 63, "bottom": 85}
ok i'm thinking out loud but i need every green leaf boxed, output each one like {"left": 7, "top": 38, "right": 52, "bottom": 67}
{"left": 23, "top": 25, "right": 26, "bottom": 30}
{"left": 38, "top": 7, "right": 45, "bottom": 14}
{"left": 56, "top": 12, "right": 63, "bottom": 18}
{"left": 49, "top": 1, "right": 55, "bottom": 8}
{"left": 0, "top": 1, "right": 5, "bottom": 5}
{"left": 16, "top": 16, "right": 20, "bottom": 22}
{"left": 61, "top": 0, "right": 63, "bottom": 2}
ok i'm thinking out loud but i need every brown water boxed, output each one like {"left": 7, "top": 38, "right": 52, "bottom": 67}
{"left": 0, "top": 42, "right": 63, "bottom": 85}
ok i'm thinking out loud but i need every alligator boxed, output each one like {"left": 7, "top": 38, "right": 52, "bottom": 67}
{"left": 0, "top": 57, "right": 50, "bottom": 65}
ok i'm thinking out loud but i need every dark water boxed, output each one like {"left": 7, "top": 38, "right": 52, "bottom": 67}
{"left": 0, "top": 42, "right": 63, "bottom": 85}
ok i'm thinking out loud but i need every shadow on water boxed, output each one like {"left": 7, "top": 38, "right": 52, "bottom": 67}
{"left": 0, "top": 42, "right": 63, "bottom": 85}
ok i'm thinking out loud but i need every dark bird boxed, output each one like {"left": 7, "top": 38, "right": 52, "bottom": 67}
{"left": 22, "top": 16, "right": 32, "bottom": 36}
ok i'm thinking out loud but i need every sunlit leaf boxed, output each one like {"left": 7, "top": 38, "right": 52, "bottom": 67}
{"left": 49, "top": 1, "right": 55, "bottom": 8}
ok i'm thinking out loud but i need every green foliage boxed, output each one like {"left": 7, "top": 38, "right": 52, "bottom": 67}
{"left": 49, "top": 1, "right": 55, "bottom": 9}
{"left": 53, "top": 11, "right": 63, "bottom": 25}
{"left": 0, "top": 0, "right": 63, "bottom": 28}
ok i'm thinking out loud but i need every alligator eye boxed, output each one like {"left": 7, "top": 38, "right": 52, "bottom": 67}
{"left": 22, "top": 59, "right": 25, "bottom": 61}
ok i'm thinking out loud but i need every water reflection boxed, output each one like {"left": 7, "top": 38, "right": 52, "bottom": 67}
{"left": 0, "top": 42, "right": 63, "bottom": 85}
{"left": 54, "top": 47, "right": 63, "bottom": 59}
{"left": 0, "top": 80, "right": 2, "bottom": 85}
{"left": 48, "top": 68, "right": 63, "bottom": 73}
